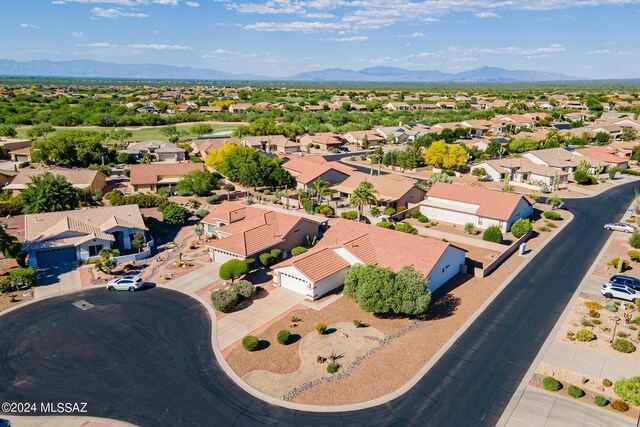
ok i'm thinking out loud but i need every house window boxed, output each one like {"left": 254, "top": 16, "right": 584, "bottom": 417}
{"left": 88, "top": 244, "right": 103, "bottom": 257}
{"left": 478, "top": 218, "right": 483, "bottom": 226}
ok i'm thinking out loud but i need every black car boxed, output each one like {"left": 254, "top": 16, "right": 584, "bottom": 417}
{"left": 609, "top": 275, "right": 640, "bottom": 292}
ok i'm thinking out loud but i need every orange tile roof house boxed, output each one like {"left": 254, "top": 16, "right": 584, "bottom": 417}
{"left": 575, "top": 146, "right": 629, "bottom": 169}
{"left": 299, "top": 132, "right": 345, "bottom": 151}
{"left": 241, "top": 135, "right": 301, "bottom": 154}
{"left": 202, "top": 201, "right": 326, "bottom": 264}
{"left": 272, "top": 220, "right": 466, "bottom": 300}
{"left": 332, "top": 172, "right": 426, "bottom": 210}
{"left": 470, "top": 157, "right": 569, "bottom": 187}
{"left": 188, "top": 137, "right": 239, "bottom": 159}
{"left": 23, "top": 205, "right": 150, "bottom": 268}
{"left": 281, "top": 155, "right": 355, "bottom": 190}
{"left": 420, "top": 183, "right": 534, "bottom": 233}
{"left": 4, "top": 166, "right": 107, "bottom": 196}
{"left": 129, "top": 163, "right": 204, "bottom": 194}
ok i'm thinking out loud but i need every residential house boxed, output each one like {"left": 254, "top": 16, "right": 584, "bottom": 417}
{"left": 575, "top": 146, "right": 629, "bottom": 170}
{"left": 23, "top": 205, "right": 150, "bottom": 268}
{"left": 199, "top": 105, "right": 223, "bottom": 113}
{"left": 189, "top": 137, "right": 239, "bottom": 159}
{"left": 385, "top": 102, "right": 411, "bottom": 111}
{"left": 299, "top": 133, "right": 345, "bottom": 151}
{"left": 272, "top": 219, "right": 467, "bottom": 300}
{"left": 332, "top": 172, "right": 426, "bottom": 210}
{"left": 342, "top": 130, "right": 384, "bottom": 148}
{"left": 202, "top": 201, "right": 325, "bottom": 263}
{"left": 0, "top": 138, "right": 31, "bottom": 153}
{"left": 523, "top": 147, "right": 583, "bottom": 174}
{"left": 420, "top": 182, "right": 534, "bottom": 233}
{"left": 9, "top": 147, "right": 32, "bottom": 163}
{"left": 129, "top": 163, "right": 204, "bottom": 194}
{"left": 228, "top": 103, "right": 252, "bottom": 113}
{"left": 374, "top": 126, "right": 408, "bottom": 144}
{"left": 4, "top": 167, "right": 106, "bottom": 196}
{"left": 136, "top": 104, "right": 160, "bottom": 114}
{"left": 470, "top": 158, "right": 569, "bottom": 186}
{"left": 241, "top": 135, "right": 300, "bottom": 153}
{"left": 120, "top": 141, "right": 186, "bottom": 162}
{"left": 281, "top": 156, "right": 355, "bottom": 190}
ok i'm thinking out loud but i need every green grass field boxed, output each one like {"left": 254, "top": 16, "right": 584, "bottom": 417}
{"left": 15, "top": 122, "right": 239, "bottom": 141}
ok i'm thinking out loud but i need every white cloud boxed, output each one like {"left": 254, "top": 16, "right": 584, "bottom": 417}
{"left": 202, "top": 48, "right": 259, "bottom": 59}
{"left": 244, "top": 21, "right": 349, "bottom": 32}
{"left": 399, "top": 32, "right": 425, "bottom": 38}
{"left": 19, "top": 23, "right": 40, "bottom": 29}
{"left": 90, "top": 7, "right": 149, "bottom": 18}
{"left": 322, "top": 36, "right": 368, "bottom": 42}
{"left": 78, "top": 42, "right": 117, "bottom": 47}
{"left": 451, "top": 43, "right": 565, "bottom": 56}
{"left": 589, "top": 49, "right": 610, "bottom": 54}
{"left": 475, "top": 12, "right": 500, "bottom": 18}
{"left": 71, "top": 31, "right": 84, "bottom": 37}
{"left": 185, "top": 1, "right": 200, "bottom": 6}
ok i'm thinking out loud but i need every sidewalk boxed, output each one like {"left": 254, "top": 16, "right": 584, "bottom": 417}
{"left": 157, "top": 262, "right": 220, "bottom": 294}
{"left": 505, "top": 386, "right": 635, "bottom": 427}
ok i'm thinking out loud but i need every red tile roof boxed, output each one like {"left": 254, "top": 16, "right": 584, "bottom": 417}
{"left": 129, "top": 163, "right": 204, "bottom": 185}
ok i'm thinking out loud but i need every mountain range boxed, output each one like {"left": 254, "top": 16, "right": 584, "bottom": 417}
{"left": 0, "top": 59, "right": 579, "bottom": 83}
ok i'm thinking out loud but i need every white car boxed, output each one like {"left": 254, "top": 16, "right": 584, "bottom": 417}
{"left": 601, "top": 282, "right": 639, "bottom": 302}
{"left": 106, "top": 275, "right": 144, "bottom": 292}
{"left": 604, "top": 222, "right": 636, "bottom": 233}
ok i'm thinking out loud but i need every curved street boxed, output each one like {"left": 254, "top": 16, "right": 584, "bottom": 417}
{"left": 0, "top": 180, "right": 637, "bottom": 426}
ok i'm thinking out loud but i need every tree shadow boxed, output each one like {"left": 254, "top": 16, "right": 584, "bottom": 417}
{"left": 287, "top": 334, "right": 301, "bottom": 345}
{"left": 324, "top": 327, "right": 338, "bottom": 335}
{"left": 424, "top": 294, "right": 462, "bottom": 320}
{"left": 256, "top": 340, "right": 270, "bottom": 351}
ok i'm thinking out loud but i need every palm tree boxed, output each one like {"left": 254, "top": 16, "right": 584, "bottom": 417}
{"left": 349, "top": 180, "right": 378, "bottom": 221}
{"left": 312, "top": 179, "right": 332, "bottom": 205}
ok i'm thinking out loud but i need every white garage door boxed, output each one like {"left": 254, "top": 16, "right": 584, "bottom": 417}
{"left": 279, "top": 274, "right": 310, "bottom": 296}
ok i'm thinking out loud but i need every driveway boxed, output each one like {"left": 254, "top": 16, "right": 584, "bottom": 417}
{"left": 35, "top": 263, "right": 82, "bottom": 299}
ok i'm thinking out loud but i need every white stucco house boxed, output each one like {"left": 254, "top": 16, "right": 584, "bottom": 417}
{"left": 23, "top": 205, "right": 152, "bottom": 268}
{"left": 420, "top": 183, "right": 534, "bottom": 233}
{"left": 272, "top": 219, "right": 467, "bottom": 300}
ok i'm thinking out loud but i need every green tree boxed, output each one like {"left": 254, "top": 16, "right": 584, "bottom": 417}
{"left": 613, "top": 376, "right": 640, "bottom": 406}
{"left": 9, "top": 267, "right": 36, "bottom": 287}
{"left": 0, "top": 124, "right": 17, "bottom": 138}
{"left": 312, "top": 179, "right": 331, "bottom": 204}
{"left": 349, "top": 180, "right": 378, "bottom": 221}
{"left": 109, "top": 128, "right": 132, "bottom": 146}
{"left": 176, "top": 170, "right": 220, "bottom": 196}
{"left": 0, "top": 226, "right": 20, "bottom": 258}
{"left": 427, "top": 172, "right": 452, "bottom": 187}
{"left": 31, "top": 130, "right": 109, "bottom": 167}
{"left": 160, "top": 125, "right": 186, "bottom": 143}
{"left": 472, "top": 167, "right": 487, "bottom": 178}
{"left": 547, "top": 195, "right": 563, "bottom": 210}
{"left": 117, "top": 152, "right": 134, "bottom": 164}
{"left": 190, "top": 123, "right": 213, "bottom": 138}
{"left": 27, "top": 123, "right": 55, "bottom": 140}
{"left": 393, "top": 265, "right": 431, "bottom": 316}
{"left": 510, "top": 218, "right": 532, "bottom": 238}
{"left": 95, "top": 248, "right": 119, "bottom": 274}
{"left": 20, "top": 172, "right": 80, "bottom": 213}
{"left": 130, "top": 232, "right": 145, "bottom": 253}
{"left": 219, "top": 259, "right": 249, "bottom": 283}
{"left": 482, "top": 225, "right": 503, "bottom": 243}
{"left": 161, "top": 202, "right": 190, "bottom": 225}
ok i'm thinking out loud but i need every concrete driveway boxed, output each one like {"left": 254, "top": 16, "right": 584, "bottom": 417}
{"left": 35, "top": 263, "right": 82, "bottom": 299}
{"left": 217, "top": 287, "right": 305, "bottom": 351}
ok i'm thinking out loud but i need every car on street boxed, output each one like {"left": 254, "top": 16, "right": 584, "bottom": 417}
{"left": 106, "top": 275, "right": 144, "bottom": 292}
{"left": 601, "top": 282, "right": 639, "bottom": 302}
{"left": 609, "top": 274, "right": 640, "bottom": 292}
{"left": 604, "top": 222, "right": 636, "bottom": 233}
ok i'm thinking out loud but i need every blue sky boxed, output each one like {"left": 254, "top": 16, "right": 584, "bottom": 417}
{"left": 3, "top": 0, "right": 640, "bottom": 78}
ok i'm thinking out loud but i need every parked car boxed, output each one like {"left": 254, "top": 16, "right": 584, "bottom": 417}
{"left": 601, "top": 282, "right": 639, "bottom": 302}
{"left": 609, "top": 275, "right": 640, "bottom": 292}
{"left": 106, "top": 275, "right": 144, "bottom": 292}
{"left": 604, "top": 222, "right": 636, "bottom": 233}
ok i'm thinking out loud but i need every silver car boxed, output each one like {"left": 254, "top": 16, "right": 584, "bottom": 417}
{"left": 106, "top": 275, "right": 144, "bottom": 292}
{"left": 604, "top": 222, "right": 636, "bottom": 233}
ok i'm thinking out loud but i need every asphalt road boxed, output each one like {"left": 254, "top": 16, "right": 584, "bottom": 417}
{"left": 0, "top": 181, "right": 637, "bottom": 426}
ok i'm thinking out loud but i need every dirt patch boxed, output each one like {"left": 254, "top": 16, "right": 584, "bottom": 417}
{"left": 0, "top": 291, "right": 31, "bottom": 312}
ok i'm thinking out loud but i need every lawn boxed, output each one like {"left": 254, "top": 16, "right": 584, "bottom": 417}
{"left": 15, "top": 121, "right": 240, "bottom": 142}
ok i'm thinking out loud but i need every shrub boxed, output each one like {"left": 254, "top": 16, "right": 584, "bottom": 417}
{"left": 594, "top": 396, "right": 609, "bottom": 407}
{"left": 612, "top": 338, "right": 636, "bottom": 353}
{"left": 316, "top": 323, "right": 328, "bottom": 335}
{"left": 542, "top": 376, "right": 561, "bottom": 391}
{"left": 584, "top": 301, "right": 602, "bottom": 311}
{"left": 538, "top": 226, "right": 551, "bottom": 232}
{"left": 592, "top": 319, "right": 601, "bottom": 325}
{"left": 211, "top": 289, "right": 239, "bottom": 312}
{"left": 635, "top": 317, "right": 640, "bottom": 326}
{"left": 617, "top": 331, "right": 629, "bottom": 338}
{"left": 573, "top": 169, "right": 591, "bottom": 185}
{"left": 353, "top": 319, "right": 361, "bottom": 327}
{"left": 603, "top": 379, "right": 612, "bottom": 387}
{"left": 394, "top": 222, "right": 418, "bottom": 234}
{"left": 219, "top": 259, "right": 249, "bottom": 282}
{"left": 259, "top": 252, "right": 274, "bottom": 268}
{"left": 0, "top": 278, "right": 12, "bottom": 293}
{"left": 544, "top": 211, "right": 561, "bottom": 220}
{"left": 317, "top": 205, "right": 334, "bottom": 216}
{"left": 588, "top": 309, "right": 600, "bottom": 318}
{"left": 270, "top": 248, "right": 282, "bottom": 260}
{"left": 194, "top": 209, "right": 210, "bottom": 219}
{"left": 576, "top": 328, "right": 596, "bottom": 342}
{"left": 341, "top": 211, "right": 359, "bottom": 220}
{"left": 162, "top": 202, "right": 191, "bottom": 225}
{"left": 510, "top": 218, "right": 533, "bottom": 238}
{"left": 630, "top": 232, "right": 640, "bottom": 249}
{"left": 206, "top": 194, "right": 221, "bottom": 204}
{"left": 376, "top": 221, "right": 393, "bottom": 229}
{"left": 607, "top": 257, "right": 630, "bottom": 272}
{"left": 371, "top": 207, "right": 380, "bottom": 217}
{"left": 383, "top": 207, "right": 396, "bottom": 216}
{"left": 291, "top": 246, "right": 308, "bottom": 256}
{"left": 567, "top": 385, "right": 584, "bottom": 398}
{"left": 629, "top": 250, "right": 640, "bottom": 261}
{"left": 233, "top": 280, "right": 255, "bottom": 299}
{"left": 326, "top": 362, "right": 339, "bottom": 374}
{"left": 482, "top": 225, "right": 503, "bottom": 243}
{"left": 242, "top": 335, "right": 259, "bottom": 352}
{"left": 244, "top": 258, "right": 255, "bottom": 270}
{"left": 9, "top": 267, "right": 36, "bottom": 287}
{"left": 276, "top": 329, "right": 291, "bottom": 345}
{"left": 464, "top": 222, "right": 476, "bottom": 234}
{"left": 417, "top": 215, "right": 429, "bottom": 223}
{"left": 397, "top": 206, "right": 407, "bottom": 213}
{"left": 410, "top": 210, "right": 422, "bottom": 219}
{"left": 604, "top": 302, "right": 618, "bottom": 312}
{"left": 611, "top": 400, "right": 629, "bottom": 412}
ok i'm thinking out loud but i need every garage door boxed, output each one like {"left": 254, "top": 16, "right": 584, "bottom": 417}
{"left": 35, "top": 247, "right": 77, "bottom": 267}
{"left": 279, "top": 274, "right": 309, "bottom": 296}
